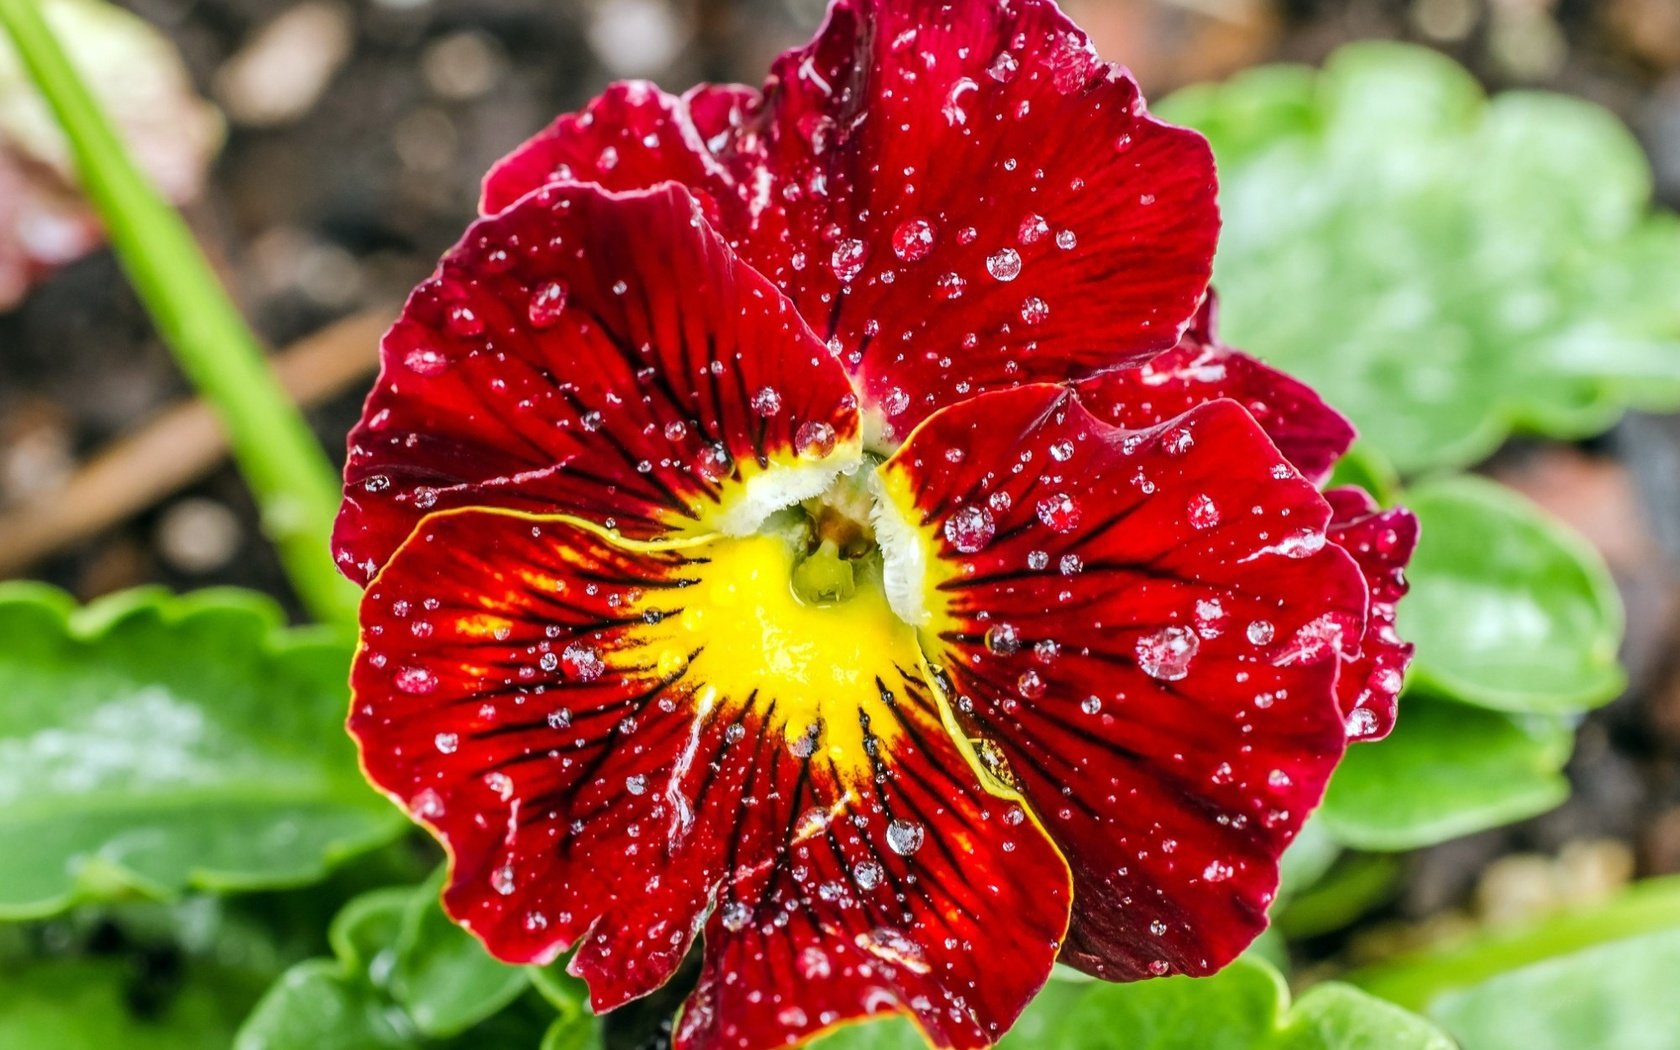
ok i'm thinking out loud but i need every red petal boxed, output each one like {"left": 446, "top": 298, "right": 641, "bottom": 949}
{"left": 1076, "top": 294, "right": 1355, "bottom": 485}
{"left": 333, "top": 182, "right": 861, "bottom": 584}
{"left": 1325, "top": 488, "right": 1419, "bottom": 741}
{"left": 484, "top": 0, "right": 1218, "bottom": 442}
{"left": 351, "top": 511, "right": 1070, "bottom": 1048}
{"left": 877, "top": 386, "right": 1367, "bottom": 980}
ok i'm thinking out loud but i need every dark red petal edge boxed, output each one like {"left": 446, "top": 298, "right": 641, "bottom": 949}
{"left": 1325, "top": 487, "right": 1419, "bottom": 741}
{"left": 1076, "top": 293, "right": 1356, "bottom": 486}
{"left": 879, "top": 384, "right": 1367, "bottom": 981}
{"left": 333, "top": 180, "right": 860, "bottom": 584}
{"left": 482, "top": 0, "right": 1219, "bottom": 440}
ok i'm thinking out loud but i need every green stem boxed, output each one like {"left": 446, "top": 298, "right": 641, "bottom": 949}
{"left": 1343, "top": 875, "right": 1680, "bottom": 1011}
{"left": 0, "top": 0, "right": 357, "bottom": 625}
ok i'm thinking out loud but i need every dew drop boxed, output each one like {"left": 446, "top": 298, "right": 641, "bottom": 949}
{"left": 562, "top": 643, "right": 605, "bottom": 682}
{"left": 853, "top": 861, "right": 885, "bottom": 890}
{"left": 721, "top": 900, "right": 752, "bottom": 931}
{"left": 1345, "top": 707, "right": 1380, "bottom": 739}
{"left": 626, "top": 773, "right": 647, "bottom": 795}
{"left": 830, "top": 238, "right": 868, "bottom": 283}
{"left": 1148, "top": 960, "right": 1171, "bottom": 976}
{"left": 1016, "top": 669, "right": 1047, "bottom": 700}
{"left": 1163, "top": 426, "right": 1194, "bottom": 456}
{"left": 986, "top": 247, "right": 1023, "bottom": 282}
{"left": 985, "top": 622, "right": 1022, "bottom": 655}
{"left": 886, "top": 819, "right": 926, "bottom": 856}
{"left": 1246, "top": 620, "right": 1275, "bottom": 646}
{"left": 445, "top": 303, "right": 484, "bottom": 338}
{"left": 403, "top": 345, "right": 449, "bottom": 375}
{"left": 892, "top": 218, "right": 936, "bottom": 262}
{"left": 943, "top": 504, "right": 996, "bottom": 553}
{"left": 1035, "top": 492, "right": 1081, "bottom": 533}
{"left": 750, "top": 386, "right": 783, "bottom": 417}
{"left": 395, "top": 666, "right": 438, "bottom": 695}
{"left": 1188, "top": 494, "right": 1220, "bottom": 529}
{"left": 528, "top": 280, "right": 569, "bottom": 328}
{"left": 795, "top": 420, "right": 838, "bottom": 459}
{"left": 1135, "top": 626, "right": 1199, "bottom": 682}
{"left": 491, "top": 864, "right": 516, "bottom": 895}
{"left": 434, "top": 731, "right": 459, "bottom": 754}
{"left": 1081, "top": 695, "right": 1102, "bottom": 715}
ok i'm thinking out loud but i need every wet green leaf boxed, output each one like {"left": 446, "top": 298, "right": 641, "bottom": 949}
{"left": 389, "top": 868, "right": 530, "bottom": 1037}
{"left": 1401, "top": 476, "right": 1624, "bottom": 713}
{"left": 1320, "top": 694, "right": 1572, "bottom": 850}
{"left": 1429, "top": 928, "right": 1680, "bottom": 1050}
{"left": 0, "top": 585, "right": 404, "bottom": 918}
{"left": 811, "top": 958, "right": 1451, "bottom": 1049}
{"left": 1161, "top": 42, "right": 1680, "bottom": 472}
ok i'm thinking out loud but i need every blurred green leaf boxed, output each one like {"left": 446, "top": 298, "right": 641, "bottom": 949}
{"left": 390, "top": 868, "right": 530, "bottom": 1038}
{"left": 1320, "top": 694, "right": 1571, "bottom": 850}
{"left": 238, "top": 876, "right": 565, "bottom": 1050}
{"left": 1401, "top": 476, "right": 1624, "bottom": 713}
{"left": 0, "top": 954, "right": 257, "bottom": 1049}
{"left": 0, "top": 585, "right": 403, "bottom": 919}
{"left": 1430, "top": 928, "right": 1680, "bottom": 1050}
{"left": 1161, "top": 42, "right": 1680, "bottom": 472}
{"left": 812, "top": 958, "right": 1451, "bottom": 1049}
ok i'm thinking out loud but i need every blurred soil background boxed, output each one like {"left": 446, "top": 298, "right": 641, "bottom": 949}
{"left": 3, "top": 0, "right": 1680, "bottom": 972}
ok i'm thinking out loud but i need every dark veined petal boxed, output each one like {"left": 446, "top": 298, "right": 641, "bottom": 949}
{"left": 483, "top": 0, "right": 1218, "bottom": 444}
{"left": 874, "top": 386, "right": 1368, "bottom": 981}
{"left": 1076, "top": 294, "right": 1356, "bottom": 486}
{"left": 350, "top": 510, "right": 1071, "bottom": 1049}
{"left": 333, "top": 181, "right": 861, "bottom": 584}
{"left": 1325, "top": 488, "right": 1419, "bottom": 742}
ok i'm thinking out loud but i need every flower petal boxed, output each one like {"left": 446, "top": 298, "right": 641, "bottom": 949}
{"left": 876, "top": 386, "right": 1367, "bottom": 980}
{"left": 1075, "top": 294, "right": 1356, "bottom": 485}
{"left": 351, "top": 510, "right": 1070, "bottom": 1048}
{"left": 484, "top": 0, "right": 1218, "bottom": 443}
{"left": 1326, "top": 487, "right": 1419, "bottom": 741}
{"left": 334, "top": 181, "right": 861, "bottom": 584}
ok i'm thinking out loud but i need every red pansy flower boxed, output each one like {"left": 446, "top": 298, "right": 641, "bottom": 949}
{"left": 336, "top": 3, "right": 1415, "bottom": 1048}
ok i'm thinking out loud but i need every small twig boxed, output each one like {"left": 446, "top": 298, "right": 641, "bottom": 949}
{"left": 0, "top": 308, "right": 391, "bottom": 577}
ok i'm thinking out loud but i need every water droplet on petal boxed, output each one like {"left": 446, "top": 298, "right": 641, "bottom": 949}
{"left": 720, "top": 900, "right": 752, "bottom": 931}
{"left": 395, "top": 666, "right": 438, "bottom": 695}
{"left": 1188, "top": 494, "right": 1220, "bottom": 529}
{"left": 853, "top": 861, "right": 884, "bottom": 891}
{"left": 1036, "top": 492, "right": 1081, "bottom": 533}
{"left": 562, "top": 643, "right": 605, "bottom": 682}
{"left": 528, "top": 280, "right": 569, "bottom": 328}
{"left": 892, "top": 218, "right": 936, "bottom": 262}
{"left": 986, "top": 248, "right": 1023, "bottom": 282}
{"left": 985, "top": 623, "right": 1022, "bottom": 655}
{"left": 886, "top": 819, "right": 925, "bottom": 855}
{"left": 831, "top": 238, "right": 868, "bottom": 283}
{"left": 750, "top": 386, "right": 783, "bottom": 417}
{"left": 1136, "top": 626, "right": 1199, "bottom": 681}
{"left": 1246, "top": 620, "right": 1275, "bottom": 646}
{"left": 434, "top": 731, "right": 459, "bottom": 754}
{"left": 795, "top": 420, "right": 837, "bottom": 459}
{"left": 490, "top": 864, "right": 516, "bottom": 895}
{"left": 445, "top": 303, "right": 484, "bottom": 338}
{"left": 943, "top": 504, "right": 996, "bottom": 553}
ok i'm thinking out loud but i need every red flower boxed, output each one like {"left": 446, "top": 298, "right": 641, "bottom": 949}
{"left": 336, "top": 3, "right": 1415, "bottom": 1048}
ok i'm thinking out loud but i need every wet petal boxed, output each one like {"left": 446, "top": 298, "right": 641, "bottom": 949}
{"left": 484, "top": 0, "right": 1218, "bottom": 443}
{"left": 1076, "top": 294, "right": 1356, "bottom": 485}
{"left": 351, "top": 510, "right": 1070, "bottom": 1047}
{"left": 334, "top": 182, "right": 861, "bottom": 583}
{"left": 1325, "top": 488, "right": 1419, "bottom": 741}
{"left": 876, "top": 386, "right": 1367, "bottom": 980}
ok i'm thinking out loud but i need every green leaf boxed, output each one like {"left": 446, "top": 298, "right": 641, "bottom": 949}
{"left": 811, "top": 959, "right": 1451, "bottom": 1049}
{"left": 1430, "top": 928, "right": 1680, "bottom": 1050}
{"left": 0, "top": 954, "right": 257, "bottom": 1050}
{"left": 1320, "top": 693, "right": 1571, "bottom": 851}
{"left": 0, "top": 581, "right": 403, "bottom": 913}
{"left": 1159, "top": 41, "right": 1680, "bottom": 473}
{"left": 389, "top": 868, "right": 530, "bottom": 1038}
{"left": 0, "top": 585, "right": 404, "bottom": 919}
{"left": 1401, "top": 476, "right": 1624, "bottom": 713}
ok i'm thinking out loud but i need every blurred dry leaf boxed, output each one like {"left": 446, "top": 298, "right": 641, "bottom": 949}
{"left": 1061, "top": 0, "right": 1280, "bottom": 94}
{"left": 0, "top": 0, "right": 222, "bottom": 311}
